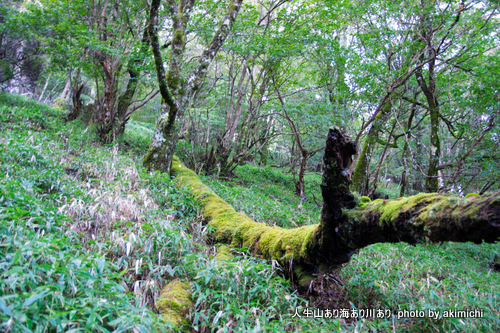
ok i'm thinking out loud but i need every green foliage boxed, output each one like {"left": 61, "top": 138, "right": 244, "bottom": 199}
{"left": 342, "top": 242, "right": 500, "bottom": 332}
{"left": 192, "top": 254, "right": 291, "bottom": 329}
{"left": 123, "top": 120, "right": 154, "bottom": 152}
{"left": 0, "top": 142, "right": 156, "bottom": 330}
{"left": 191, "top": 253, "right": 335, "bottom": 332}
{"left": 0, "top": 93, "right": 194, "bottom": 332}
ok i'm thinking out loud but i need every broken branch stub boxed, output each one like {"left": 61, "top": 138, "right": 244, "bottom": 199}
{"left": 309, "top": 128, "right": 358, "bottom": 267}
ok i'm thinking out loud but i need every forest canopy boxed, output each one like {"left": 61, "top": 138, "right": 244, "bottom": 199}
{"left": 2, "top": 0, "right": 499, "bottom": 196}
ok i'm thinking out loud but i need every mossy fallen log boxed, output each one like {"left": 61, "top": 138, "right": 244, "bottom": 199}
{"left": 156, "top": 279, "right": 193, "bottom": 329}
{"left": 318, "top": 190, "right": 500, "bottom": 269}
{"left": 170, "top": 129, "right": 500, "bottom": 286}
{"left": 171, "top": 156, "right": 318, "bottom": 268}
{"left": 309, "top": 129, "right": 500, "bottom": 269}
{"left": 215, "top": 245, "right": 233, "bottom": 262}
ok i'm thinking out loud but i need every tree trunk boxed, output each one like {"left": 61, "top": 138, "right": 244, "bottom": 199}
{"left": 413, "top": 8, "right": 442, "bottom": 193}
{"left": 412, "top": 109, "right": 425, "bottom": 192}
{"left": 67, "top": 85, "right": 83, "bottom": 121}
{"left": 113, "top": 28, "right": 151, "bottom": 139}
{"left": 203, "top": 56, "right": 252, "bottom": 174}
{"left": 221, "top": 57, "right": 251, "bottom": 156}
{"left": 38, "top": 73, "right": 51, "bottom": 103}
{"left": 351, "top": 100, "right": 391, "bottom": 195}
{"left": 368, "top": 119, "right": 396, "bottom": 197}
{"left": 400, "top": 93, "right": 419, "bottom": 197}
{"left": 259, "top": 144, "right": 268, "bottom": 166}
{"left": 144, "top": 0, "right": 244, "bottom": 174}
{"left": 67, "top": 75, "right": 87, "bottom": 121}
{"left": 274, "top": 79, "right": 308, "bottom": 197}
{"left": 59, "top": 79, "right": 71, "bottom": 101}
{"left": 171, "top": 128, "right": 500, "bottom": 287}
{"left": 415, "top": 55, "right": 441, "bottom": 193}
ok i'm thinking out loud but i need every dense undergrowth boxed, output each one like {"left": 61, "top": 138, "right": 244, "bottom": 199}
{"left": 0, "top": 93, "right": 499, "bottom": 332}
{"left": 0, "top": 94, "right": 191, "bottom": 332}
{"left": 202, "top": 166, "right": 323, "bottom": 229}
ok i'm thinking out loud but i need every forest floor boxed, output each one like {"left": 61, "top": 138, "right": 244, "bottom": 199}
{"left": 0, "top": 92, "right": 499, "bottom": 332}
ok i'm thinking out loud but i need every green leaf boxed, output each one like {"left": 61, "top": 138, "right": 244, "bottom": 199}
{"left": 0, "top": 298, "right": 12, "bottom": 316}
{"left": 4, "top": 266, "right": 24, "bottom": 275}
{"left": 96, "top": 257, "right": 105, "bottom": 275}
{"left": 11, "top": 248, "right": 21, "bottom": 265}
{"left": 108, "top": 317, "right": 125, "bottom": 326}
{"left": 23, "top": 290, "right": 49, "bottom": 308}
{"left": 135, "top": 325, "right": 150, "bottom": 333}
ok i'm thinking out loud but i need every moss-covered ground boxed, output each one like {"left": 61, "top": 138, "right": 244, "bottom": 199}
{"left": 0, "top": 93, "right": 499, "bottom": 332}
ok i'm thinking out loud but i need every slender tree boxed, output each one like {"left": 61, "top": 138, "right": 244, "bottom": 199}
{"left": 143, "top": 0, "right": 244, "bottom": 173}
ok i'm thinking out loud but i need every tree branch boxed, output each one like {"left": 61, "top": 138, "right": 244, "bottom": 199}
{"left": 188, "top": 0, "right": 244, "bottom": 92}
{"left": 148, "top": 0, "right": 176, "bottom": 109}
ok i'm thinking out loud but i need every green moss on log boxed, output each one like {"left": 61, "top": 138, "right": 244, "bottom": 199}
{"left": 345, "top": 191, "right": 500, "bottom": 244}
{"left": 156, "top": 279, "right": 192, "bottom": 329}
{"left": 293, "top": 264, "right": 315, "bottom": 289}
{"left": 170, "top": 156, "right": 319, "bottom": 266}
{"left": 171, "top": 154, "right": 500, "bottom": 273}
{"left": 359, "top": 196, "right": 371, "bottom": 208}
{"left": 215, "top": 245, "right": 232, "bottom": 261}
{"left": 359, "top": 193, "right": 455, "bottom": 226}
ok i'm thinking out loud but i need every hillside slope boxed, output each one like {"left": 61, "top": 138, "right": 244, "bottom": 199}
{"left": 0, "top": 93, "right": 499, "bottom": 332}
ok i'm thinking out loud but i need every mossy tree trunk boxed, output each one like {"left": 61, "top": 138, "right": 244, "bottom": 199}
{"left": 415, "top": 52, "right": 441, "bottom": 193}
{"left": 171, "top": 128, "right": 500, "bottom": 288}
{"left": 143, "top": 0, "right": 187, "bottom": 173}
{"left": 143, "top": 0, "right": 244, "bottom": 174}
{"left": 351, "top": 100, "right": 391, "bottom": 196}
